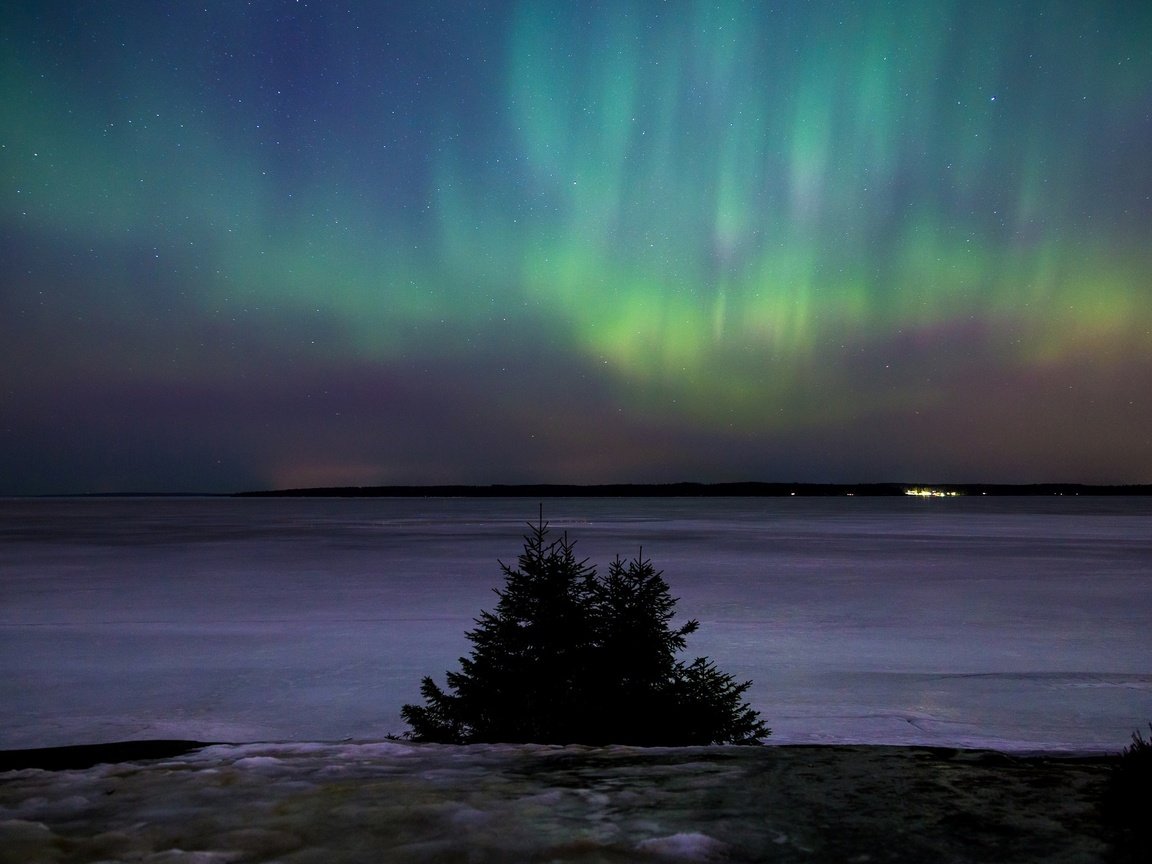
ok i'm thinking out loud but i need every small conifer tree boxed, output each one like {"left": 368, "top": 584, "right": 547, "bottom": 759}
{"left": 401, "top": 513, "right": 599, "bottom": 743}
{"left": 400, "top": 512, "right": 769, "bottom": 745}
{"left": 591, "top": 553, "right": 699, "bottom": 743}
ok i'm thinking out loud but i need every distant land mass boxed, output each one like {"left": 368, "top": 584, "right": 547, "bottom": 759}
{"left": 234, "top": 482, "right": 1152, "bottom": 498}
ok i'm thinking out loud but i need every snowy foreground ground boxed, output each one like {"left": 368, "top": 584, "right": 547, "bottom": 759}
{"left": 0, "top": 739, "right": 1116, "bottom": 864}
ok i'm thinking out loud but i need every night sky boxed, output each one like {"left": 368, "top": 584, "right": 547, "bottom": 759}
{"left": 3, "top": 1, "right": 1150, "bottom": 494}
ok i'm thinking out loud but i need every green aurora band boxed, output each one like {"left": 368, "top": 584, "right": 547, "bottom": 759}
{"left": 477, "top": 0, "right": 1151, "bottom": 427}
{"left": 2, "top": 0, "right": 1150, "bottom": 488}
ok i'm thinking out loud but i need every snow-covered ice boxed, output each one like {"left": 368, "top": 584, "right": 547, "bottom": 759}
{"left": 2, "top": 496, "right": 1150, "bottom": 752}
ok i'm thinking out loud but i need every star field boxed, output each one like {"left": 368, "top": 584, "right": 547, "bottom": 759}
{"left": 2, "top": 1, "right": 1150, "bottom": 493}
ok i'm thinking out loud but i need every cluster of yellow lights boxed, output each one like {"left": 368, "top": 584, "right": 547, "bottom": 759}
{"left": 904, "top": 488, "right": 962, "bottom": 498}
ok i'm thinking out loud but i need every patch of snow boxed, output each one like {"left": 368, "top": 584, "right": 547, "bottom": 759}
{"left": 636, "top": 831, "right": 728, "bottom": 859}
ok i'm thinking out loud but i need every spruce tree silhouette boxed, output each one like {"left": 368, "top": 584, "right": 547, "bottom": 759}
{"left": 400, "top": 511, "right": 769, "bottom": 745}
{"left": 592, "top": 553, "right": 698, "bottom": 743}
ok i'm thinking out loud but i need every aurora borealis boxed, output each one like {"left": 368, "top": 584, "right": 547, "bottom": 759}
{"left": 2, "top": 1, "right": 1150, "bottom": 493}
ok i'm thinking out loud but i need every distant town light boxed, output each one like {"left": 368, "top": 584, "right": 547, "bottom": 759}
{"left": 904, "top": 487, "right": 962, "bottom": 498}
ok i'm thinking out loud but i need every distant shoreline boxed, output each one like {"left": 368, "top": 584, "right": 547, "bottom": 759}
{"left": 233, "top": 481, "right": 1152, "bottom": 498}
{"left": 14, "top": 481, "right": 1152, "bottom": 499}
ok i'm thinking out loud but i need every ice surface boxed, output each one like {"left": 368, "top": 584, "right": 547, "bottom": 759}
{"left": 1, "top": 496, "right": 1150, "bottom": 751}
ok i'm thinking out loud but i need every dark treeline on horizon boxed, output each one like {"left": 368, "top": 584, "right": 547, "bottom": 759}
{"left": 233, "top": 482, "right": 1152, "bottom": 498}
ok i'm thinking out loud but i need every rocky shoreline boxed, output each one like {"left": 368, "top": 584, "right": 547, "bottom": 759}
{"left": 0, "top": 740, "right": 1124, "bottom": 862}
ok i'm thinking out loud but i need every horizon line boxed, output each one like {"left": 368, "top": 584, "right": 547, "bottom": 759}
{"left": 16, "top": 480, "right": 1152, "bottom": 498}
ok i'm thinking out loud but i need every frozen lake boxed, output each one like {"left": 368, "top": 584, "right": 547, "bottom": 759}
{"left": 1, "top": 496, "right": 1150, "bottom": 752}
